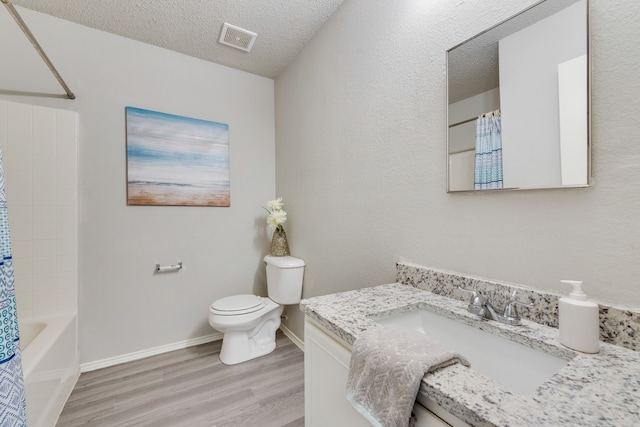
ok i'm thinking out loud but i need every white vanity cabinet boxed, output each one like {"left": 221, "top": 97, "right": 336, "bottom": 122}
{"left": 304, "top": 317, "right": 461, "bottom": 427}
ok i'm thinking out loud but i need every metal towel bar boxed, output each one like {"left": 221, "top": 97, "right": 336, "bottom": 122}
{"left": 155, "top": 261, "right": 183, "bottom": 273}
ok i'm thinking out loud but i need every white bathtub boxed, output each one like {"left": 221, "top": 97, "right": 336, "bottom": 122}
{"left": 19, "top": 314, "right": 80, "bottom": 427}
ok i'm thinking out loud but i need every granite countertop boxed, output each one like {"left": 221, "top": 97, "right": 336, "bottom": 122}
{"left": 299, "top": 283, "right": 640, "bottom": 427}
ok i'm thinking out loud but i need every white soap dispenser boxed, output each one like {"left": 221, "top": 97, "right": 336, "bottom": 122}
{"left": 558, "top": 280, "right": 600, "bottom": 353}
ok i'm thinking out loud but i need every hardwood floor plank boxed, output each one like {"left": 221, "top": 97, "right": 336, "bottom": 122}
{"left": 56, "top": 331, "right": 304, "bottom": 427}
{"left": 62, "top": 370, "right": 165, "bottom": 411}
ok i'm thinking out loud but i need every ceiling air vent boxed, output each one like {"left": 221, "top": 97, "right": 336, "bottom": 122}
{"left": 219, "top": 23, "right": 257, "bottom": 52}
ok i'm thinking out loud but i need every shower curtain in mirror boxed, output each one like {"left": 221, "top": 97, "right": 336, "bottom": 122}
{"left": 474, "top": 113, "right": 503, "bottom": 190}
{"left": 0, "top": 146, "right": 27, "bottom": 426}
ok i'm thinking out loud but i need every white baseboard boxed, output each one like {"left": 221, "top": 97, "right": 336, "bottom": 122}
{"left": 280, "top": 324, "right": 304, "bottom": 351}
{"left": 81, "top": 327, "right": 302, "bottom": 373}
{"left": 80, "top": 332, "right": 223, "bottom": 373}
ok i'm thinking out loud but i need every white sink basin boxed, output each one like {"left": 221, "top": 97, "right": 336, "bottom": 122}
{"left": 375, "top": 308, "right": 571, "bottom": 395}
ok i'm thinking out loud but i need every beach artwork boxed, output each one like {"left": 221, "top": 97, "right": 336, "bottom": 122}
{"left": 126, "top": 107, "right": 230, "bottom": 206}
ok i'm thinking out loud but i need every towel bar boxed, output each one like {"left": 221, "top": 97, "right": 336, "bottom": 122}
{"left": 155, "top": 261, "right": 182, "bottom": 273}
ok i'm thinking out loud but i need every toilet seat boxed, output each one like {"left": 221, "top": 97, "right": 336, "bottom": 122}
{"left": 210, "top": 294, "right": 266, "bottom": 316}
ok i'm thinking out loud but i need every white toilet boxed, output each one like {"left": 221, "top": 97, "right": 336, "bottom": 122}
{"left": 208, "top": 255, "right": 305, "bottom": 365}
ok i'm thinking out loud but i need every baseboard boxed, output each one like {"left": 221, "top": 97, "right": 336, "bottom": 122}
{"left": 280, "top": 323, "right": 304, "bottom": 351}
{"left": 80, "top": 332, "right": 223, "bottom": 373}
{"left": 81, "top": 327, "right": 301, "bottom": 373}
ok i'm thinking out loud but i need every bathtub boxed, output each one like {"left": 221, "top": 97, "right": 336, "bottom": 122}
{"left": 19, "top": 314, "right": 80, "bottom": 427}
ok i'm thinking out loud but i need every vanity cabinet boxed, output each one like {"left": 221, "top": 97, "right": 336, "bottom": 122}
{"left": 304, "top": 317, "right": 460, "bottom": 427}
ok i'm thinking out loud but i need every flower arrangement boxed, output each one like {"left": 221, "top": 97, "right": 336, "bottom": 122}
{"left": 264, "top": 197, "right": 290, "bottom": 256}
{"left": 264, "top": 197, "right": 287, "bottom": 232}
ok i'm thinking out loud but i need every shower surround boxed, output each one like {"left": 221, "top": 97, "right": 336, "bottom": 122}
{"left": 0, "top": 99, "right": 79, "bottom": 425}
{"left": 0, "top": 100, "right": 78, "bottom": 318}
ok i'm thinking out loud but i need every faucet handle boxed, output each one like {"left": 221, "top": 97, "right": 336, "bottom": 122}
{"left": 458, "top": 287, "right": 487, "bottom": 315}
{"left": 458, "top": 286, "right": 477, "bottom": 295}
{"left": 503, "top": 291, "right": 533, "bottom": 322}
{"left": 458, "top": 286, "right": 484, "bottom": 302}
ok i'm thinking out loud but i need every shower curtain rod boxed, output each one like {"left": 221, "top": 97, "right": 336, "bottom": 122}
{"left": 448, "top": 109, "right": 501, "bottom": 128}
{"left": 2, "top": 0, "right": 75, "bottom": 99}
{"left": 448, "top": 117, "right": 476, "bottom": 128}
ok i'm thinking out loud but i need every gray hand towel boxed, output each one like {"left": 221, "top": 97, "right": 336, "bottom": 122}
{"left": 346, "top": 324, "right": 469, "bottom": 427}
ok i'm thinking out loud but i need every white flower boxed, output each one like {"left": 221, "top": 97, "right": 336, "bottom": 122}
{"left": 266, "top": 197, "right": 283, "bottom": 211}
{"left": 264, "top": 197, "right": 287, "bottom": 232}
{"left": 267, "top": 209, "right": 287, "bottom": 231}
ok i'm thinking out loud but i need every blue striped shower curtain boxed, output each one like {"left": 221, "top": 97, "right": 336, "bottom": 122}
{"left": 0, "top": 146, "right": 27, "bottom": 426}
{"left": 474, "top": 115, "right": 503, "bottom": 190}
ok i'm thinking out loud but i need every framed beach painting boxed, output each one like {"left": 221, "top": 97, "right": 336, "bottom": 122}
{"left": 125, "top": 107, "right": 230, "bottom": 206}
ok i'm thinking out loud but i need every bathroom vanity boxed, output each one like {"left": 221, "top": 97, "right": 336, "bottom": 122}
{"left": 305, "top": 315, "right": 460, "bottom": 426}
{"left": 301, "top": 283, "right": 640, "bottom": 426}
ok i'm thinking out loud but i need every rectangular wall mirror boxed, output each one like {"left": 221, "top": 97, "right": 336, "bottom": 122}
{"left": 447, "top": 0, "right": 590, "bottom": 192}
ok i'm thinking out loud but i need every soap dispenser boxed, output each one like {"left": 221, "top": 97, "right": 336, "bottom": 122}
{"left": 558, "top": 280, "right": 600, "bottom": 353}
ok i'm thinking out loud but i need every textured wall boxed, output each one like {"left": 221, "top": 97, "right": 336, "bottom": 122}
{"left": 275, "top": 0, "right": 640, "bottom": 339}
{"left": 1, "top": 8, "right": 276, "bottom": 364}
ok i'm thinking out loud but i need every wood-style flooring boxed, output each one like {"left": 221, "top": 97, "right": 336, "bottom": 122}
{"left": 56, "top": 331, "right": 304, "bottom": 427}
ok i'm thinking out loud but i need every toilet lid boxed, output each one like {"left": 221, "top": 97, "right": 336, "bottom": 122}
{"left": 210, "top": 294, "right": 266, "bottom": 316}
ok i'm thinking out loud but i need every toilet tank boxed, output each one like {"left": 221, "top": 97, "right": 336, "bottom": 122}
{"left": 264, "top": 255, "right": 305, "bottom": 305}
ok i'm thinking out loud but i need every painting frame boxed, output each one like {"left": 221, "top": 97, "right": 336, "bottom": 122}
{"left": 125, "top": 107, "right": 230, "bottom": 207}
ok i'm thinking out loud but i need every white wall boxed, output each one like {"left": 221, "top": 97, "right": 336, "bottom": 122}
{"left": 275, "top": 0, "right": 640, "bottom": 339}
{"left": 500, "top": 0, "right": 587, "bottom": 189}
{"left": 1, "top": 8, "right": 276, "bottom": 364}
{"left": 0, "top": 101, "right": 78, "bottom": 318}
{"left": 558, "top": 54, "right": 589, "bottom": 185}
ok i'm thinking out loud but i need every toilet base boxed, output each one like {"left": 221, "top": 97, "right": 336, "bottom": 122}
{"left": 218, "top": 305, "right": 284, "bottom": 365}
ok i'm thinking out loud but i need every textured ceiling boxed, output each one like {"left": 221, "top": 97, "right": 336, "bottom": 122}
{"left": 8, "top": 0, "right": 345, "bottom": 79}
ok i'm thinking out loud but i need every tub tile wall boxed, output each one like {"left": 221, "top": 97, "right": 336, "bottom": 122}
{"left": 0, "top": 100, "right": 78, "bottom": 318}
{"left": 396, "top": 262, "right": 640, "bottom": 352}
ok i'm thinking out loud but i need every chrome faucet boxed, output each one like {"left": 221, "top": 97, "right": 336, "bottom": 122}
{"left": 458, "top": 287, "right": 533, "bottom": 326}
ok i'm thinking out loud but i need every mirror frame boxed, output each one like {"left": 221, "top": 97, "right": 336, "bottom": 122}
{"left": 446, "top": 0, "right": 591, "bottom": 193}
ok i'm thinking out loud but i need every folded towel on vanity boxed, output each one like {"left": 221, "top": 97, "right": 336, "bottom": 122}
{"left": 346, "top": 324, "right": 469, "bottom": 427}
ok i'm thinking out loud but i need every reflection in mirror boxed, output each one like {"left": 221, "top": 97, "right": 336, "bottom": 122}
{"left": 447, "top": 0, "right": 590, "bottom": 192}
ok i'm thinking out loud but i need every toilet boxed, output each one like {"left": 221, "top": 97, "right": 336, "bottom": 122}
{"left": 208, "top": 255, "right": 305, "bottom": 365}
